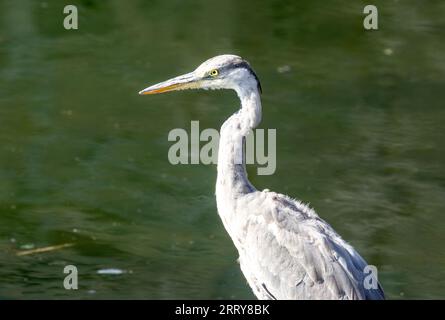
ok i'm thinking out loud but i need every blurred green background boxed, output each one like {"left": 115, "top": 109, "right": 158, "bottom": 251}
{"left": 0, "top": 0, "right": 444, "bottom": 299}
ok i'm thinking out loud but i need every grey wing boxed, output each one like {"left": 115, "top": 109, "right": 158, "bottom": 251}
{"left": 238, "top": 192, "right": 384, "bottom": 300}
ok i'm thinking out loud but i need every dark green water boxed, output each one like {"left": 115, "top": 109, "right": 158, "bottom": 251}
{"left": 1, "top": 0, "right": 444, "bottom": 299}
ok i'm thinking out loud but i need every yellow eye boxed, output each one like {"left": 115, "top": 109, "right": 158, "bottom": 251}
{"left": 209, "top": 69, "right": 219, "bottom": 77}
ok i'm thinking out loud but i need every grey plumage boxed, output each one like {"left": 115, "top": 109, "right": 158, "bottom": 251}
{"left": 139, "top": 54, "right": 385, "bottom": 300}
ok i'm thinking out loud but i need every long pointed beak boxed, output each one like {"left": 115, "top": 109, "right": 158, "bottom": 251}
{"left": 139, "top": 72, "right": 201, "bottom": 95}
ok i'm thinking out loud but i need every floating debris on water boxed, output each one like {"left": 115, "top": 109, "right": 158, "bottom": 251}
{"left": 277, "top": 65, "right": 291, "bottom": 73}
{"left": 16, "top": 243, "right": 74, "bottom": 256}
{"left": 383, "top": 48, "right": 393, "bottom": 56}
{"left": 20, "top": 244, "right": 35, "bottom": 250}
{"left": 97, "top": 268, "right": 126, "bottom": 275}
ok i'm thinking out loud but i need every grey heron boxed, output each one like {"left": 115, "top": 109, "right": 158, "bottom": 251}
{"left": 139, "top": 54, "right": 385, "bottom": 300}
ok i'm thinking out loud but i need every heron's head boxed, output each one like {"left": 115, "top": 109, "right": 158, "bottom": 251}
{"left": 139, "top": 54, "right": 261, "bottom": 96}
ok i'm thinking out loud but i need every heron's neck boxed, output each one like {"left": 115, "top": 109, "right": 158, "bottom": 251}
{"left": 216, "top": 86, "right": 262, "bottom": 196}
